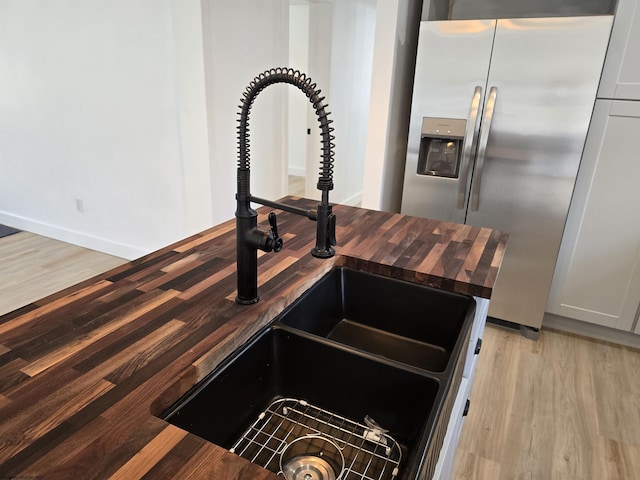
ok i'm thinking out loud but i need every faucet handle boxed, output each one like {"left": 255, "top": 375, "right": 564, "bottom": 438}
{"left": 328, "top": 213, "right": 337, "bottom": 246}
{"left": 268, "top": 212, "right": 283, "bottom": 252}
{"left": 268, "top": 212, "right": 278, "bottom": 235}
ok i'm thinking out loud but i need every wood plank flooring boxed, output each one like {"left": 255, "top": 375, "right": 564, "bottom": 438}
{"left": 0, "top": 231, "right": 126, "bottom": 316}
{"left": 288, "top": 175, "right": 305, "bottom": 197}
{"left": 453, "top": 325, "right": 640, "bottom": 480}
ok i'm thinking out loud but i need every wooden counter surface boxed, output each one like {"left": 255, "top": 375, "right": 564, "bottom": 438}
{"left": 0, "top": 198, "right": 507, "bottom": 479}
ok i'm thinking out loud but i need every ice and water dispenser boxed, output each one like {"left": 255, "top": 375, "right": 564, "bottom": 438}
{"left": 416, "top": 117, "right": 466, "bottom": 178}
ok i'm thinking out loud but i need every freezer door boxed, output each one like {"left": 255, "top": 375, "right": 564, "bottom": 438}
{"left": 465, "top": 16, "right": 614, "bottom": 329}
{"left": 401, "top": 20, "right": 495, "bottom": 224}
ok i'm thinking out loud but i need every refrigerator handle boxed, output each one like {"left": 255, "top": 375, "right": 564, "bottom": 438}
{"left": 457, "top": 86, "right": 483, "bottom": 209}
{"left": 470, "top": 86, "right": 498, "bottom": 211}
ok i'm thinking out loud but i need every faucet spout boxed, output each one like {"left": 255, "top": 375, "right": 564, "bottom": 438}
{"left": 235, "top": 68, "right": 337, "bottom": 305}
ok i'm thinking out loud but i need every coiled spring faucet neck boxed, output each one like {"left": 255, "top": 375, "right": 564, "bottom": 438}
{"left": 235, "top": 68, "right": 337, "bottom": 305}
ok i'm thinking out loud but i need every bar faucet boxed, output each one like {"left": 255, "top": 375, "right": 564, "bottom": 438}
{"left": 235, "top": 68, "right": 337, "bottom": 305}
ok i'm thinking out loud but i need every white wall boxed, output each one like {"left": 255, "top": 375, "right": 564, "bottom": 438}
{"left": 304, "top": 2, "right": 335, "bottom": 201}
{"left": 0, "top": 0, "right": 213, "bottom": 259}
{"left": 287, "top": 4, "right": 309, "bottom": 178}
{"left": 204, "top": 0, "right": 375, "bottom": 212}
{"left": 362, "top": 0, "right": 422, "bottom": 212}
{"left": 0, "top": 0, "right": 405, "bottom": 261}
{"left": 328, "top": 0, "right": 377, "bottom": 206}
{"left": 294, "top": 0, "right": 376, "bottom": 206}
{"left": 204, "top": 0, "right": 288, "bottom": 226}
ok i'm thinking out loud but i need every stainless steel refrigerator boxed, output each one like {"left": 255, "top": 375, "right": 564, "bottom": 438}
{"left": 401, "top": 17, "right": 613, "bottom": 331}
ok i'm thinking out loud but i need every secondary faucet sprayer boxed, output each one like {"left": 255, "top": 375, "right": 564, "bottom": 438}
{"left": 235, "top": 68, "right": 337, "bottom": 305}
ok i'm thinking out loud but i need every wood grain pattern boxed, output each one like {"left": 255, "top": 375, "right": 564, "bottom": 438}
{"left": 108, "top": 425, "right": 188, "bottom": 480}
{"left": 0, "top": 280, "right": 115, "bottom": 337}
{"left": 0, "top": 198, "right": 506, "bottom": 479}
{"left": 20, "top": 289, "right": 182, "bottom": 377}
{"left": 453, "top": 325, "right": 640, "bottom": 480}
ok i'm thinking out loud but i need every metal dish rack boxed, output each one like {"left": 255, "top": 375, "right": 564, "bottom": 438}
{"left": 230, "top": 397, "right": 403, "bottom": 480}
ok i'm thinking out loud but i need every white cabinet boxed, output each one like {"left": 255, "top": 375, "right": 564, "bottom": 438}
{"left": 462, "top": 298, "right": 489, "bottom": 379}
{"left": 433, "top": 297, "right": 489, "bottom": 479}
{"left": 598, "top": 0, "right": 640, "bottom": 100}
{"left": 432, "top": 378, "right": 470, "bottom": 480}
{"left": 547, "top": 100, "right": 640, "bottom": 331}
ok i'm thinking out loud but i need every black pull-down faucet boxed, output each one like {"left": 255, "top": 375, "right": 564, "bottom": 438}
{"left": 235, "top": 68, "right": 337, "bottom": 305}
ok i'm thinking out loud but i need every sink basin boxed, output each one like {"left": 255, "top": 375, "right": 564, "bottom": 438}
{"left": 162, "top": 268, "right": 476, "bottom": 479}
{"left": 163, "top": 327, "right": 441, "bottom": 480}
{"left": 276, "top": 267, "right": 476, "bottom": 373}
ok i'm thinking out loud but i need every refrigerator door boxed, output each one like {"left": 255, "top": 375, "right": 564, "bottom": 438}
{"left": 465, "top": 16, "right": 613, "bottom": 329}
{"left": 401, "top": 20, "right": 495, "bottom": 224}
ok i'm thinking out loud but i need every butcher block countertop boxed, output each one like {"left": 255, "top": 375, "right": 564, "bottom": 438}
{"left": 0, "top": 198, "right": 507, "bottom": 479}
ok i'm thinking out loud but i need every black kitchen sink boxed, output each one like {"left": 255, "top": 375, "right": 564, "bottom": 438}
{"left": 163, "top": 327, "right": 442, "bottom": 480}
{"left": 276, "top": 267, "right": 475, "bottom": 373}
{"left": 162, "top": 267, "right": 476, "bottom": 479}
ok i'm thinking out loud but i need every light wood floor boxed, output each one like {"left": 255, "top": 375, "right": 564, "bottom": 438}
{"left": 0, "top": 231, "right": 126, "bottom": 316}
{"left": 288, "top": 175, "right": 305, "bottom": 197}
{"left": 2, "top": 232, "right": 639, "bottom": 479}
{"left": 453, "top": 325, "right": 640, "bottom": 480}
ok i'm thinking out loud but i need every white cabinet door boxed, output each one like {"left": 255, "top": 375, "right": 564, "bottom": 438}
{"left": 599, "top": 0, "right": 640, "bottom": 100}
{"left": 463, "top": 297, "right": 489, "bottom": 379}
{"left": 432, "top": 296, "right": 489, "bottom": 479}
{"left": 547, "top": 100, "right": 640, "bottom": 331}
{"left": 432, "top": 378, "right": 470, "bottom": 480}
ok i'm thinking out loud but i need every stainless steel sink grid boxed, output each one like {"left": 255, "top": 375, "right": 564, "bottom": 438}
{"left": 229, "top": 397, "right": 402, "bottom": 480}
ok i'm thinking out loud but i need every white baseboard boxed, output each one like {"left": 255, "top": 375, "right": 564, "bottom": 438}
{"left": 543, "top": 312, "right": 640, "bottom": 349}
{"left": 0, "top": 211, "right": 148, "bottom": 260}
{"left": 287, "top": 166, "right": 306, "bottom": 177}
{"left": 338, "top": 191, "right": 362, "bottom": 207}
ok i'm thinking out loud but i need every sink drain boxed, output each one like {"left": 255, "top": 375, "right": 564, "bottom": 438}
{"left": 280, "top": 435, "right": 344, "bottom": 480}
{"left": 282, "top": 455, "right": 336, "bottom": 480}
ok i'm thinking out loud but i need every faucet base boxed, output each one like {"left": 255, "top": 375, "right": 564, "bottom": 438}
{"left": 311, "top": 246, "right": 335, "bottom": 259}
{"left": 235, "top": 295, "right": 260, "bottom": 305}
